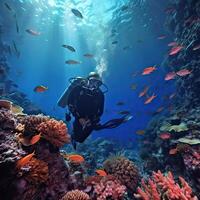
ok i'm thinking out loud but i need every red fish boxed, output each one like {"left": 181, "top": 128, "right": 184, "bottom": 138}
{"left": 26, "top": 29, "right": 41, "bottom": 36}
{"left": 169, "top": 45, "right": 183, "bottom": 55}
{"left": 95, "top": 169, "right": 107, "bottom": 176}
{"left": 139, "top": 86, "right": 149, "bottom": 97}
{"left": 16, "top": 151, "right": 35, "bottom": 169}
{"left": 169, "top": 148, "right": 178, "bottom": 155}
{"left": 157, "top": 35, "right": 166, "bottom": 40}
{"left": 165, "top": 72, "right": 176, "bottom": 81}
{"left": 144, "top": 94, "right": 156, "bottom": 104}
{"left": 176, "top": 69, "right": 192, "bottom": 76}
{"left": 193, "top": 44, "right": 200, "bottom": 51}
{"left": 159, "top": 132, "right": 171, "bottom": 140}
{"left": 34, "top": 85, "right": 48, "bottom": 93}
{"left": 142, "top": 66, "right": 156, "bottom": 75}
{"left": 168, "top": 42, "right": 178, "bottom": 47}
{"left": 30, "top": 133, "right": 41, "bottom": 145}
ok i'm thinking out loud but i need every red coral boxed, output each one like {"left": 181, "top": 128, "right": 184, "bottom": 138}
{"left": 134, "top": 171, "right": 197, "bottom": 200}
{"left": 93, "top": 176, "right": 126, "bottom": 200}
{"left": 37, "top": 119, "right": 70, "bottom": 147}
{"left": 61, "top": 189, "right": 90, "bottom": 200}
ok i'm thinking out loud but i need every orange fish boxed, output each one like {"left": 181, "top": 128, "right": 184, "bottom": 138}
{"left": 155, "top": 107, "right": 164, "bottom": 113}
{"left": 165, "top": 72, "right": 176, "bottom": 81}
{"left": 34, "top": 85, "right": 48, "bottom": 93}
{"left": 169, "top": 45, "right": 183, "bottom": 55}
{"left": 95, "top": 169, "right": 107, "bottom": 176}
{"left": 139, "top": 86, "right": 149, "bottom": 97}
{"left": 16, "top": 151, "right": 35, "bottom": 169}
{"left": 68, "top": 154, "right": 85, "bottom": 164}
{"left": 142, "top": 66, "right": 156, "bottom": 75}
{"left": 136, "top": 130, "right": 145, "bottom": 135}
{"left": 169, "top": 148, "right": 178, "bottom": 155}
{"left": 176, "top": 69, "right": 192, "bottom": 77}
{"left": 144, "top": 94, "right": 156, "bottom": 104}
{"left": 159, "top": 132, "right": 171, "bottom": 140}
{"left": 30, "top": 133, "right": 41, "bottom": 145}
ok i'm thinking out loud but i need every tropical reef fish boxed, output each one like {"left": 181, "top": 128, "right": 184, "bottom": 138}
{"left": 65, "top": 60, "right": 81, "bottom": 65}
{"left": 95, "top": 169, "right": 107, "bottom": 176}
{"left": 142, "top": 66, "right": 156, "bottom": 75}
{"left": 11, "top": 104, "right": 24, "bottom": 115}
{"left": 16, "top": 151, "right": 35, "bottom": 169}
{"left": 169, "top": 45, "right": 183, "bottom": 55}
{"left": 139, "top": 86, "right": 149, "bottom": 97}
{"left": 4, "top": 3, "right": 12, "bottom": 11}
{"left": 144, "top": 94, "right": 156, "bottom": 104}
{"left": 112, "top": 41, "right": 118, "bottom": 44}
{"left": 169, "top": 148, "right": 178, "bottom": 155}
{"left": 136, "top": 130, "right": 145, "bottom": 135}
{"left": 71, "top": 8, "right": 83, "bottom": 19}
{"left": 26, "top": 29, "right": 41, "bottom": 36}
{"left": 168, "top": 42, "right": 178, "bottom": 47}
{"left": 176, "top": 69, "right": 192, "bottom": 77}
{"left": 193, "top": 44, "right": 200, "bottom": 51}
{"left": 169, "top": 93, "right": 176, "bottom": 99}
{"left": 164, "top": 7, "right": 175, "bottom": 14}
{"left": 30, "top": 133, "right": 41, "bottom": 145}
{"left": 68, "top": 154, "right": 85, "bottom": 164}
{"left": 34, "top": 85, "right": 48, "bottom": 93}
{"left": 159, "top": 132, "right": 171, "bottom": 140}
{"left": 165, "top": 72, "right": 176, "bottom": 81}
{"left": 15, "top": 18, "right": 19, "bottom": 33}
{"left": 83, "top": 53, "right": 94, "bottom": 58}
{"left": 62, "top": 45, "right": 76, "bottom": 52}
{"left": 157, "top": 35, "right": 166, "bottom": 40}
{"left": 118, "top": 110, "right": 131, "bottom": 115}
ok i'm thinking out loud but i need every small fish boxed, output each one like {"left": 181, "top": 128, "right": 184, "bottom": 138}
{"left": 176, "top": 69, "right": 192, "bottom": 77}
{"left": 144, "top": 94, "right": 156, "bottom": 104}
{"left": 136, "top": 130, "right": 145, "bottom": 135}
{"left": 116, "top": 101, "right": 125, "bottom": 106}
{"left": 169, "top": 93, "right": 176, "bottom": 99}
{"left": 192, "top": 44, "right": 200, "bottom": 51}
{"left": 83, "top": 53, "right": 94, "bottom": 58}
{"left": 62, "top": 45, "right": 76, "bottom": 52}
{"left": 169, "top": 148, "right": 178, "bottom": 155}
{"left": 164, "top": 7, "right": 175, "bottom": 14}
{"left": 4, "top": 3, "right": 12, "bottom": 11}
{"left": 30, "top": 133, "right": 41, "bottom": 145}
{"left": 155, "top": 106, "right": 164, "bottom": 113}
{"left": 168, "top": 42, "right": 178, "bottom": 47}
{"left": 65, "top": 60, "right": 81, "bottom": 65}
{"left": 118, "top": 110, "right": 131, "bottom": 115}
{"left": 130, "top": 83, "right": 137, "bottom": 90}
{"left": 123, "top": 46, "right": 131, "bottom": 50}
{"left": 165, "top": 72, "right": 176, "bottom": 81}
{"left": 68, "top": 154, "right": 85, "bottom": 164}
{"left": 26, "top": 29, "right": 41, "bottom": 36}
{"left": 16, "top": 151, "right": 35, "bottom": 169}
{"left": 112, "top": 41, "right": 118, "bottom": 44}
{"left": 169, "top": 45, "right": 183, "bottom": 55}
{"left": 157, "top": 35, "right": 166, "bottom": 40}
{"left": 139, "top": 86, "right": 149, "bottom": 97}
{"left": 12, "top": 41, "right": 20, "bottom": 58}
{"left": 11, "top": 104, "right": 24, "bottom": 115}
{"left": 71, "top": 8, "right": 83, "bottom": 19}
{"left": 15, "top": 19, "right": 19, "bottom": 33}
{"left": 34, "top": 85, "right": 48, "bottom": 93}
{"left": 95, "top": 169, "right": 107, "bottom": 176}
{"left": 142, "top": 66, "right": 156, "bottom": 75}
{"left": 159, "top": 132, "right": 171, "bottom": 140}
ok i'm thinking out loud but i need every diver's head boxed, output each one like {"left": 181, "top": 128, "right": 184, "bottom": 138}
{"left": 87, "top": 72, "right": 102, "bottom": 89}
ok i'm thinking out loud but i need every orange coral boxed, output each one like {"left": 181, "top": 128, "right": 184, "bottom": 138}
{"left": 103, "top": 156, "right": 140, "bottom": 191}
{"left": 23, "top": 157, "right": 49, "bottom": 184}
{"left": 135, "top": 170, "right": 198, "bottom": 200}
{"left": 61, "top": 190, "right": 90, "bottom": 200}
{"left": 37, "top": 119, "right": 70, "bottom": 147}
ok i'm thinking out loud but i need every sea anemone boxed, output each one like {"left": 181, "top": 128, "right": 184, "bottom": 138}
{"left": 61, "top": 190, "right": 90, "bottom": 200}
{"left": 103, "top": 156, "right": 140, "bottom": 191}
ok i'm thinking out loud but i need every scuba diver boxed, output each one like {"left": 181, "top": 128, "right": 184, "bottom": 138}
{"left": 57, "top": 72, "right": 132, "bottom": 149}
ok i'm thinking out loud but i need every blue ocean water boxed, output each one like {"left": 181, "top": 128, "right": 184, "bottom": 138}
{"left": 1, "top": 0, "right": 175, "bottom": 144}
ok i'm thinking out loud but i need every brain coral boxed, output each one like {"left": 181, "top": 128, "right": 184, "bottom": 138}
{"left": 103, "top": 156, "right": 140, "bottom": 191}
{"left": 61, "top": 190, "right": 90, "bottom": 200}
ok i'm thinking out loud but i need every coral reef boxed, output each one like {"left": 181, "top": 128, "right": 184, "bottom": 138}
{"left": 61, "top": 189, "right": 90, "bottom": 200}
{"left": 134, "top": 170, "right": 198, "bottom": 200}
{"left": 37, "top": 119, "right": 70, "bottom": 147}
{"left": 103, "top": 156, "right": 140, "bottom": 192}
